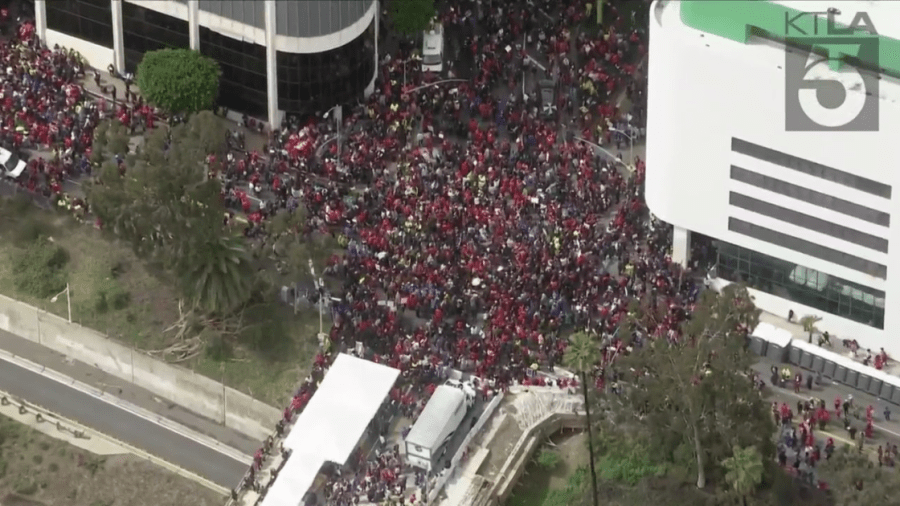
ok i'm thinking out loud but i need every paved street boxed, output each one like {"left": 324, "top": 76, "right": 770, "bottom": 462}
{"left": 752, "top": 354, "right": 900, "bottom": 456}
{"left": 0, "top": 328, "right": 261, "bottom": 454}
{"left": 0, "top": 353, "right": 248, "bottom": 488}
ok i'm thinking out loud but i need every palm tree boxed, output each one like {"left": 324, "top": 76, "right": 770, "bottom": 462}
{"left": 179, "top": 233, "right": 255, "bottom": 315}
{"left": 799, "top": 315, "right": 822, "bottom": 344}
{"left": 722, "top": 445, "right": 764, "bottom": 506}
{"left": 564, "top": 331, "right": 601, "bottom": 506}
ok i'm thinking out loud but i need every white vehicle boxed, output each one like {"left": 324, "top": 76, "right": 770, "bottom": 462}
{"left": 405, "top": 380, "right": 476, "bottom": 471}
{"left": 0, "top": 147, "right": 26, "bottom": 179}
{"left": 422, "top": 22, "right": 444, "bottom": 73}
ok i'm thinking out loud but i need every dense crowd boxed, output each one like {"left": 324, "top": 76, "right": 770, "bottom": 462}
{"left": 232, "top": 2, "right": 674, "bottom": 504}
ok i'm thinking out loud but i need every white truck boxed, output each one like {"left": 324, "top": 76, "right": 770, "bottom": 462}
{"left": 405, "top": 379, "right": 476, "bottom": 472}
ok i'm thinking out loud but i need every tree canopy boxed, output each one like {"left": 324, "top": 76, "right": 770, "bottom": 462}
{"left": 136, "top": 49, "right": 220, "bottom": 115}
{"left": 818, "top": 445, "right": 900, "bottom": 506}
{"left": 388, "top": 0, "right": 436, "bottom": 36}
{"left": 613, "top": 285, "right": 772, "bottom": 490}
{"left": 722, "top": 445, "right": 765, "bottom": 505}
{"left": 87, "top": 112, "right": 251, "bottom": 315}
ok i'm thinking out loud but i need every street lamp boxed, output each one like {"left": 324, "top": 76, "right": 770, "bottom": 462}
{"left": 50, "top": 283, "right": 72, "bottom": 323}
{"left": 608, "top": 126, "right": 634, "bottom": 165}
{"left": 573, "top": 135, "right": 629, "bottom": 171}
{"left": 323, "top": 105, "right": 343, "bottom": 173}
{"left": 308, "top": 259, "right": 325, "bottom": 340}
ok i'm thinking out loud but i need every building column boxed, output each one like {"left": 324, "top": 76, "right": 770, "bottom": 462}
{"left": 672, "top": 226, "right": 691, "bottom": 267}
{"left": 264, "top": 0, "right": 281, "bottom": 127}
{"left": 188, "top": 0, "right": 200, "bottom": 50}
{"left": 110, "top": 0, "right": 125, "bottom": 73}
{"left": 34, "top": 0, "right": 47, "bottom": 42}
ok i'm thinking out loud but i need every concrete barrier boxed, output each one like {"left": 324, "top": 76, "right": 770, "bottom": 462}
{"left": 0, "top": 294, "right": 279, "bottom": 441}
{"left": 487, "top": 412, "right": 587, "bottom": 506}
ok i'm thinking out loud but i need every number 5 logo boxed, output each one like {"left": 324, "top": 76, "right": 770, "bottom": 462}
{"left": 784, "top": 37, "right": 879, "bottom": 131}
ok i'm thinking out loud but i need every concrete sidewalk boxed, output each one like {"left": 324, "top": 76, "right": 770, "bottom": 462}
{"left": 0, "top": 328, "right": 260, "bottom": 455}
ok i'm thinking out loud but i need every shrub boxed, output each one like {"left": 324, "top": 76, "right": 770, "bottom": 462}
{"left": 94, "top": 291, "right": 109, "bottom": 314}
{"left": 32, "top": 454, "right": 43, "bottom": 465}
{"left": 137, "top": 49, "right": 220, "bottom": 114}
{"left": 536, "top": 448, "right": 562, "bottom": 470}
{"left": 13, "top": 217, "right": 54, "bottom": 243}
{"left": 109, "top": 286, "right": 131, "bottom": 310}
{"left": 12, "top": 240, "right": 69, "bottom": 298}
{"left": 15, "top": 479, "right": 38, "bottom": 495}
{"left": 48, "top": 462, "right": 59, "bottom": 472}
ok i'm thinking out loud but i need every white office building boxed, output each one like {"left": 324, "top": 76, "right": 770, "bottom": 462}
{"left": 646, "top": 1, "right": 900, "bottom": 355}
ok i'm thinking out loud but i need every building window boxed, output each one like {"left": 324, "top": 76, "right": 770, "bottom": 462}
{"left": 122, "top": 3, "right": 190, "bottom": 73}
{"left": 730, "top": 166, "right": 890, "bottom": 227}
{"left": 732, "top": 137, "right": 892, "bottom": 199}
{"left": 728, "top": 192, "right": 889, "bottom": 253}
{"left": 276, "top": 22, "right": 375, "bottom": 114}
{"left": 716, "top": 241, "right": 885, "bottom": 329}
{"left": 728, "top": 218, "right": 887, "bottom": 278}
{"left": 46, "top": 0, "right": 114, "bottom": 49}
{"left": 198, "top": 27, "right": 267, "bottom": 118}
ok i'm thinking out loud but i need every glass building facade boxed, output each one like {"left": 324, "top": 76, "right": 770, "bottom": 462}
{"left": 122, "top": 3, "right": 190, "bottom": 73}
{"left": 276, "top": 23, "right": 375, "bottom": 114}
{"left": 715, "top": 241, "right": 885, "bottom": 329}
{"left": 198, "top": 26, "right": 268, "bottom": 118}
{"left": 45, "top": 0, "right": 114, "bottom": 49}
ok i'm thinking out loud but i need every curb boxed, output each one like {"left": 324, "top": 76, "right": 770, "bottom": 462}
{"left": 0, "top": 348, "right": 253, "bottom": 466}
{"left": 0, "top": 387, "right": 230, "bottom": 496}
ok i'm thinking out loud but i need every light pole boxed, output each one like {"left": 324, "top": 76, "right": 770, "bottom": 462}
{"left": 403, "top": 79, "right": 467, "bottom": 94}
{"left": 323, "top": 105, "right": 342, "bottom": 173}
{"left": 573, "top": 135, "right": 629, "bottom": 171}
{"left": 608, "top": 126, "right": 634, "bottom": 165}
{"left": 308, "top": 259, "right": 324, "bottom": 340}
{"left": 50, "top": 283, "right": 71, "bottom": 323}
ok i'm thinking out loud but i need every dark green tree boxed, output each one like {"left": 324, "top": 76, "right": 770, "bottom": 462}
{"left": 818, "top": 445, "right": 900, "bottom": 506}
{"left": 564, "top": 331, "right": 601, "bottom": 506}
{"left": 616, "top": 285, "right": 771, "bottom": 490}
{"left": 136, "top": 49, "right": 220, "bottom": 114}
{"left": 722, "top": 445, "right": 764, "bottom": 506}
{"left": 87, "top": 112, "right": 252, "bottom": 315}
{"left": 388, "top": 0, "right": 436, "bottom": 36}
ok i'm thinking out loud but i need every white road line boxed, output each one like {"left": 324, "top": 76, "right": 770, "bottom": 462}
{"left": 0, "top": 349, "right": 253, "bottom": 465}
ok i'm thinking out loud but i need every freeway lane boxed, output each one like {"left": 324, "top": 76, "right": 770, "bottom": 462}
{"left": 0, "top": 359, "right": 247, "bottom": 489}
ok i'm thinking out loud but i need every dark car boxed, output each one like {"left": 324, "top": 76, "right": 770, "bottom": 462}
{"left": 538, "top": 79, "right": 558, "bottom": 119}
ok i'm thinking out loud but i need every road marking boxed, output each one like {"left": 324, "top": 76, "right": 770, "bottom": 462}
{"left": 0, "top": 388, "right": 229, "bottom": 495}
{"left": 777, "top": 388, "right": 900, "bottom": 441}
{"left": 0, "top": 349, "right": 253, "bottom": 465}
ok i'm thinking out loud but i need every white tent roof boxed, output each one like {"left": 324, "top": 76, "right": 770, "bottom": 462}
{"left": 260, "top": 354, "right": 400, "bottom": 506}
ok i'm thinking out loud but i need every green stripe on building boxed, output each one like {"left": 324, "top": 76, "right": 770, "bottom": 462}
{"left": 679, "top": 1, "right": 900, "bottom": 78}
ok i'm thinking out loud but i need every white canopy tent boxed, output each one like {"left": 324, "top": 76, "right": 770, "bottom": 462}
{"left": 260, "top": 354, "right": 401, "bottom": 506}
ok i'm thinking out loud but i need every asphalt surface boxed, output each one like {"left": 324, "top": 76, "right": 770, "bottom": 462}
{"left": 0, "top": 357, "right": 248, "bottom": 488}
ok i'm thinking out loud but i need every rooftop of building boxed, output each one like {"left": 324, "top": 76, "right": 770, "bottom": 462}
{"left": 171, "top": 0, "right": 374, "bottom": 38}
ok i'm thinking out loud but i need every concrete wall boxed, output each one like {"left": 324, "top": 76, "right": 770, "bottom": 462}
{"left": 487, "top": 412, "right": 587, "bottom": 506}
{"left": 0, "top": 295, "right": 279, "bottom": 441}
{"left": 44, "top": 30, "right": 115, "bottom": 70}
